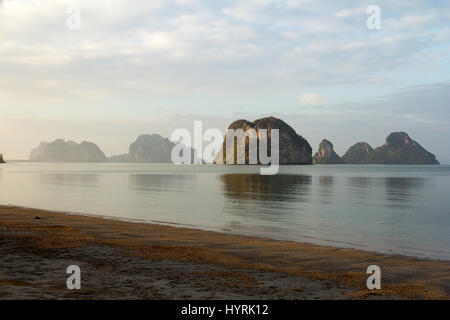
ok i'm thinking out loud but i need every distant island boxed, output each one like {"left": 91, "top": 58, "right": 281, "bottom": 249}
{"left": 313, "top": 140, "right": 345, "bottom": 165}
{"left": 0, "top": 153, "right": 5, "bottom": 163}
{"left": 29, "top": 139, "right": 107, "bottom": 162}
{"left": 27, "top": 118, "right": 439, "bottom": 165}
{"left": 313, "top": 132, "right": 439, "bottom": 165}
{"left": 29, "top": 134, "right": 198, "bottom": 164}
{"left": 366, "top": 132, "right": 439, "bottom": 165}
{"left": 108, "top": 134, "right": 199, "bottom": 163}
{"left": 108, "top": 134, "right": 174, "bottom": 163}
{"left": 342, "top": 142, "right": 374, "bottom": 164}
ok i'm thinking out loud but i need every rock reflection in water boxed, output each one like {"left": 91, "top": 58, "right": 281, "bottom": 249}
{"left": 346, "top": 176, "right": 373, "bottom": 203}
{"left": 220, "top": 174, "right": 311, "bottom": 202}
{"left": 383, "top": 177, "right": 427, "bottom": 208}
{"left": 219, "top": 174, "right": 312, "bottom": 226}
{"left": 318, "top": 175, "right": 335, "bottom": 204}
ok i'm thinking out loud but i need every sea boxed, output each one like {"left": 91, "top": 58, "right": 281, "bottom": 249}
{"left": 0, "top": 162, "right": 449, "bottom": 260}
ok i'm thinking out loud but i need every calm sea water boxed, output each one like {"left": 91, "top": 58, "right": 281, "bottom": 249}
{"left": 0, "top": 163, "right": 449, "bottom": 260}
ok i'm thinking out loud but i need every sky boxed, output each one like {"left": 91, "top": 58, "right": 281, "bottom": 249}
{"left": 0, "top": 0, "right": 449, "bottom": 162}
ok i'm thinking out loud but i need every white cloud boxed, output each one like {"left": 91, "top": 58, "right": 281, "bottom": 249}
{"left": 385, "top": 14, "right": 439, "bottom": 30}
{"left": 298, "top": 93, "right": 323, "bottom": 105}
{"left": 0, "top": 0, "right": 448, "bottom": 89}
{"left": 334, "top": 7, "right": 365, "bottom": 18}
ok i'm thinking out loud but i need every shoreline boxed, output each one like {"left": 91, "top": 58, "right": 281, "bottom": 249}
{"left": 3, "top": 204, "right": 447, "bottom": 262}
{"left": 0, "top": 205, "right": 449, "bottom": 299}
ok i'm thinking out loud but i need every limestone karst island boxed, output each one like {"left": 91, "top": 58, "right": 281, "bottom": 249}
{"left": 25, "top": 117, "right": 440, "bottom": 166}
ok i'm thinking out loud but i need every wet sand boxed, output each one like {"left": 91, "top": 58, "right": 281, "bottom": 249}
{"left": 0, "top": 205, "right": 449, "bottom": 300}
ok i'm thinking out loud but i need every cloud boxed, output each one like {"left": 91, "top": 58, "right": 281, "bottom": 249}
{"left": 334, "top": 7, "right": 366, "bottom": 18}
{"left": 298, "top": 93, "right": 323, "bottom": 105}
{"left": 0, "top": 0, "right": 449, "bottom": 93}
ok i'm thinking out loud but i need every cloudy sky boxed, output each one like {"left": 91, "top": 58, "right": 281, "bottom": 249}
{"left": 0, "top": 0, "right": 449, "bottom": 162}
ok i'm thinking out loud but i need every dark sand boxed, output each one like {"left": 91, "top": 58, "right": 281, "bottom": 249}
{"left": 0, "top": 205, "right": 449, "bottom": 300}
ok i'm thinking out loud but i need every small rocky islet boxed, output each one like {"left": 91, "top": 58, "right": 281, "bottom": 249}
{"left": 312, "top": 139, "right": 345, "bottom": 165}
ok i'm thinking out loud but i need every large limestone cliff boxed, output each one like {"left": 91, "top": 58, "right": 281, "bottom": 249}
{"left": 214, "top": 117, "right": 312, "bottom": 165}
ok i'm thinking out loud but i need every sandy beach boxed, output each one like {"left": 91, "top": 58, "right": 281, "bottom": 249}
{"left": 0, "top": 205, "right": 448, "bottom": 300}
